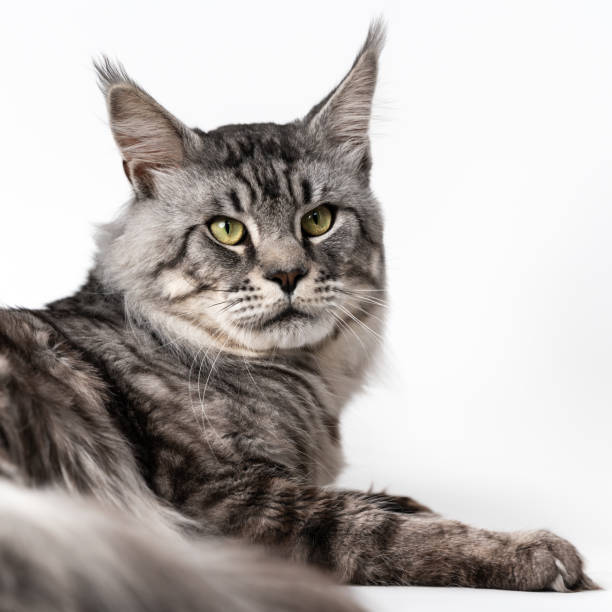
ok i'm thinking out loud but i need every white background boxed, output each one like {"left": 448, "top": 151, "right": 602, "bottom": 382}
{"left": 1, "top": 1, "right": 610, "bottom": 609}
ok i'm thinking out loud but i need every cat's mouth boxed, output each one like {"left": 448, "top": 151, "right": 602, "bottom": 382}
{"left": 230, "top": 302, "right": 334, "bottom": 349}
{"left": 261, "top": 306, "right": 315, "bottom": 328}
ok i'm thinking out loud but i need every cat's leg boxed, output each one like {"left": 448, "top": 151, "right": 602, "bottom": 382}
{"left": 189, "top": 462, "right": 597, "bottom": 591}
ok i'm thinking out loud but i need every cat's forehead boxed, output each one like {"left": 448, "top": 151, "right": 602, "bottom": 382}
{"left": 201, "top": 122, "right": 305, "bottom": 168}
{"left": 188, "top": 122, "right": 345, "bottom": 222}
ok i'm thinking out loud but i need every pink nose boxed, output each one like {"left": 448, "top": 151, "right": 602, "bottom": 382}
{"left": 267, "top": 269, "right": 306, "bottom": 293}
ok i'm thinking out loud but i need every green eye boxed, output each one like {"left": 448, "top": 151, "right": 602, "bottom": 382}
{"left": 209, "top": 217, "right": 245, "bottom": 245}
{"left": 301, "top": 205, "right": 333, "bottom": 237}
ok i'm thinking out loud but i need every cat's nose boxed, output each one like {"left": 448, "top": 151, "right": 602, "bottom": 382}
{"left": 266, "top": 268, "right": 307, "bottom": 294}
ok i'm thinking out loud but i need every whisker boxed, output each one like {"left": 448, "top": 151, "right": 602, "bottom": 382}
{"left": 219, "top": 298, "right": 243, "bottom": 313}
{"left": 335, "top": 288, "right": 388, "bottom": 308}
{"left": 329, "top": 307, "right": 367, "bottom": 352}
{"left": 339, "top": 298, "right": 386, "bottom": 324}
{"left": 193, "top": 335, "right": 228, "bottom": 463}
{"left": 335, "top": 303, "right": 385, "bottom": 342}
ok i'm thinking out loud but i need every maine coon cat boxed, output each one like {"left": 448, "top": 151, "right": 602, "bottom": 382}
{"left": 0, "top": 22, "right": 596, "bottom": 611}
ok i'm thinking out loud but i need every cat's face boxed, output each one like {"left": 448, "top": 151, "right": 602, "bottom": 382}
{"left": 96, "top": 25, "right": 385, "bottom": 352}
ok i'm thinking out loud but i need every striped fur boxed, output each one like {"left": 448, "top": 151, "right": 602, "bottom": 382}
{"left": 0, "top": 20, "right": 596, "bottom": 611}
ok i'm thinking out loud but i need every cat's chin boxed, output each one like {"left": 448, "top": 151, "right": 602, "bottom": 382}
{"left": 138, "top": 302, "right": 335, "bottom": 354}
{"left": 232, "top": 314, "right": 336, "bottom": 351}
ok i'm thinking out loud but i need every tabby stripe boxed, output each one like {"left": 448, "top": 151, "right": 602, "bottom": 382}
{"left": 344, "top": 207, "right": 380, "bottom": 247}
{"left": 234, "top": 170, "right": 257, "bottom": 206}
{"left": 360, "top": 493, "right": 430, "bottom": 514}
{"left": 152, "top": 224, "right": 199, "bottom": 276}
{"left": 301, "top": 178, "right": 312, "bottom": 205}
{"left": 252, "top": 166, "right": 265, "bottom": 189}
{"left": 228, "top": 190, "right": 244, "bottom": 213}
{"left": 167, "top": 282, "right": 212, "bottom": 303}
{"left": 349, "top": 514, "right": 402, "bottom": 584}
{"left": 251, "top": 363, "right": 323, "bottom": 407}
{"left": 237, "top": 136, "right": 255, "bottom": 160}
{"left": 118, "top": 343, "right": 187, "bottom": 383}
{"left": 283, "top": 167, "right": 296, "bottom": 203}
{"left": 262, "top": 167, "right": 280, "bottom": 200}
{"left": 23, "top": 311, "right": 151, "bottom": 482}
{"left": 299, "top": 499, "right": 342, "bottom": 569}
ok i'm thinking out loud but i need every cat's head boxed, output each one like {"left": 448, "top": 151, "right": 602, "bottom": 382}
{"left": 95, "top": 22, "right": 386, "bottom": 352}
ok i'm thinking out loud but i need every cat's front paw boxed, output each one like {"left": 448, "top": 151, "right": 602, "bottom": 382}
{"left": 506, "top": 530, "right": 598, "bottom": 592}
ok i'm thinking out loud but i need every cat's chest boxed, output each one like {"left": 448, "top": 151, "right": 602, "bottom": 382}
{"left": 116, "top": 352, "right": 346, "bottom": 487}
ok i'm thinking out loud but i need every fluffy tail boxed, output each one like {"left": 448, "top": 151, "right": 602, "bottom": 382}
{"left": 0, "top": 480, "right": 363, "bottom": 612}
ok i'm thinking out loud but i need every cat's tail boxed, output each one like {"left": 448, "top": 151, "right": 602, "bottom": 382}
{"left": 0, "top": 479, "right": 363, "bottom": 612}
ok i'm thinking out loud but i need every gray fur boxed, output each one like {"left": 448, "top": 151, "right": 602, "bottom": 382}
{"left": 0, "top": 481, "right": 358, "bottom": 612}
{"left": 0, "top": 20, "right": 597, "bottom": 611}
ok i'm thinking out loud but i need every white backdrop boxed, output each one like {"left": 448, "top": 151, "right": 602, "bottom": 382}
{"left": 1, "top": 0, "right": 610, "bottom": 607}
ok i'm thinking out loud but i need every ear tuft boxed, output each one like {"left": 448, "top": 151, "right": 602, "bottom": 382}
{"left": 93, "top": 56, "right": 198, "bottom": 195}
{"left": 94, "top": 56, "right": 138, "bottom": 96}
{"left": 305, "top": 19, "right": 386, "bottom": 158}
{"left": 359, "top": 17, "right": 386, "bottom": 63}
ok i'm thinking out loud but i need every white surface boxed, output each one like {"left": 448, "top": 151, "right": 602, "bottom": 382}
{"left": 352, "top": 571, "right": 612, "bottom": 611}
{"left": 1, "top": 1, "right": 610, "bottom": 610}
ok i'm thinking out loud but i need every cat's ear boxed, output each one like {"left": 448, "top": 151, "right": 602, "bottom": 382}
{"left": 304, "top": 20, "right": 385, "bottom": 169}
{"left": 95, "top": 58, "right": 200, "bottom": 196}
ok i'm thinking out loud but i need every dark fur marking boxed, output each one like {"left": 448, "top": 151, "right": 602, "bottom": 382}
{"left": 234, "top": 170, "right": 257, "bottom": 206}
{"left": 343, "top": 207, "right": 380, "bottom": 247}
{"left": 299, "top": 500, "right": 342, "bottom": 569}
{"left": 152, "top": 225, "right": 199, "bottom": 277}
{"left": 282, "top": 168, "right": 296, "bottom": 203}
{"left": 361, "top": 493, "right": 431, "bottom": 514}
{"left": 228, "top": 190, "right": 244, "bottom": 213}
{"left": 301, "top": 178, "right": 312, "bottom": 205}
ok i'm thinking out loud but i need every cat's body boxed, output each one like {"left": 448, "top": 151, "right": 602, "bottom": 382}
{"left": 0, "top": 22, "right": 595, "bottom": 611}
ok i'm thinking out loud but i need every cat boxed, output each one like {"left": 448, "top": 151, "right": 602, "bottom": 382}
{"left": 0, "top": 20, "right": 596, "bottom": 612}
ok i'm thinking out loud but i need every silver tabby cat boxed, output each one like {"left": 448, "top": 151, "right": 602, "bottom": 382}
{"left": 0, "top": 22, "right": 596, "bottom": 612}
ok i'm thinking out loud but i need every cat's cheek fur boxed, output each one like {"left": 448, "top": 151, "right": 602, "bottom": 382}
{"left": 157, "top": 269, "right": 198, "bottom": 300}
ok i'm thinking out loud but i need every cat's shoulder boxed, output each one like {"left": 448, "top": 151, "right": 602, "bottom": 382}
{"left": 0, "top": 307, "right": 110, "bottom": 412}
{"left": 0, "top": 308, "right": 62, "bottom": 354}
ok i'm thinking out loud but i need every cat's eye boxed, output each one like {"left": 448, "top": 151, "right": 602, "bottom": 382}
{"left": 209, "top": 217, "right": 246, "bottom": 245}
{"left": 301, "top": 205, "right": 333, "bottom": 237}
